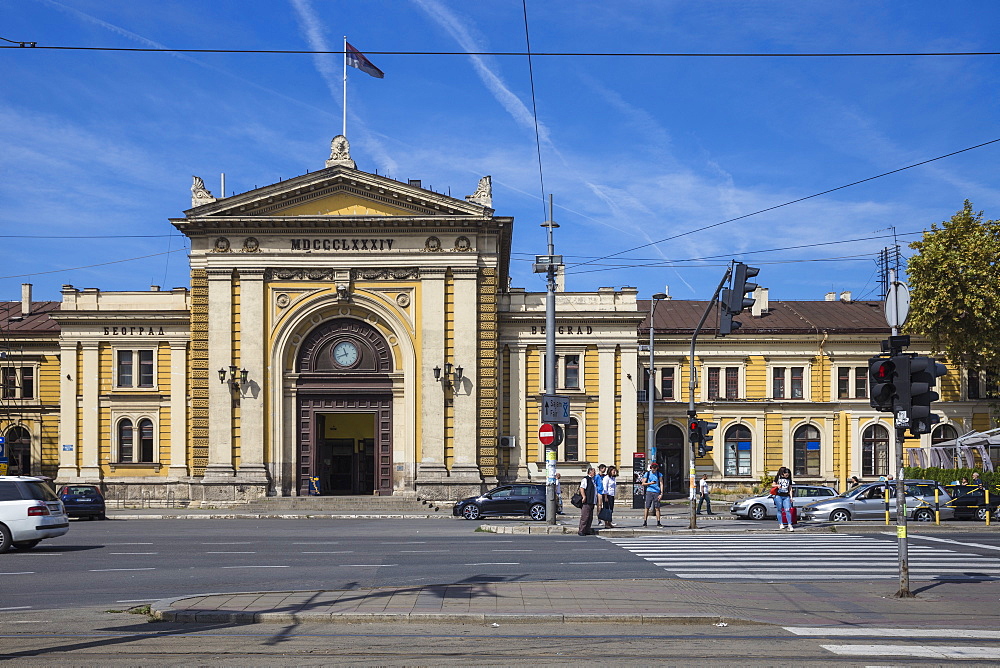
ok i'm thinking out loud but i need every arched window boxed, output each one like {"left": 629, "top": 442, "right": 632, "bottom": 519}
{"left": 5, "top": 426, "right": 31, "bottom": 476}
{"left": 931, "top": 423, "right": 957, "bottom": 446}
{"left": 118, "top": 419, "right": 134, "bottom": 462}
{"left": 862, "top": 424, "right": 889, "bottom": 477}
{"left": 724, "top": 425, "right": 752, "bottom": 476}
{"left": 138, "top": 418, "right": 155, "bottom": 463}
{"left": 793, "top": 425, "right": 821, "bottom": 476}
{"left": 563, "top": 417, "right": 579, "bottom": 462}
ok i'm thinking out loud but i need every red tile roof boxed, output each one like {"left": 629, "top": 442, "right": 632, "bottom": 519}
{"left": 0, "top": 302, "right": 61, "bottom": 334}
{"left": 639, "top": 299, "right": 890, "bottom": 335}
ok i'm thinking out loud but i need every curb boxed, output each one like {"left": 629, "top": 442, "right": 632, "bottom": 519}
{"left": 106, "top": 513, "right": 449, "bottom": 520}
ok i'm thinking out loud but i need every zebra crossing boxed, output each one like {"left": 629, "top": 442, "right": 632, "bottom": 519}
{"left": 604, "top": 533, "right": 1000, "bottom": 581}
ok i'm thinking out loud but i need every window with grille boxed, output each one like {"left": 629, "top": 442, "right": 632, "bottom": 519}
{"left": 725, "top": 367, "right": 739, "bottom": 399}
{"left": 707, "top": 367, "right": 720, "bottom": 400}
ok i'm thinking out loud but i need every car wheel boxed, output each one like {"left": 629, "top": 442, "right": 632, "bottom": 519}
{"left": 529, "top": 503, "right": 546, "bottom": 521}
{"left": 748, "top": 504, "right": 768, "bottom": 521}
{"left": 975, "top": 507, "right": 990, "bottom": 522}
{"left": 98, "top": 513, "right": 107, "bottom": 521}
{"left": 830, "top": 509, "right": 851, "bottom": 522}
{"left": 0, "top": 524, "right": 11, "bottom": 554}
{"left": 461, "top": 504, "right": 481, "bottom": 520}
{"left": 913, "top": 509, "right": 934, "bottom": 522}
{"left": 12, "top": 540, "right": 40, "bottom": 551}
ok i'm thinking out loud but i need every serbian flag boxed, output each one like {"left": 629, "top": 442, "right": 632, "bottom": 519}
{"left": 346, "top": 42, "right": 384, "bottom": 79}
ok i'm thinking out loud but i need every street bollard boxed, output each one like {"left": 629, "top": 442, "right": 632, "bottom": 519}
{"left": 934, "top": 487, "right": 940, "bottom": 525}
{"left": 987, "top": 488, "right": 992, "bottom": 527}
{"left": 884, "top": 486, "right": 891, "bottom": 525}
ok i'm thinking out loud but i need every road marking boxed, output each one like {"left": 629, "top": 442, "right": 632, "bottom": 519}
{"left": 464, "top": 562, "right": 519, "bottom": 566}
{"left": 565, "top": 561, "right": 617, "bottom": 565}
{"left": 301, "top": 551, "right": 354, "bottom": 554}
{"left": 206, "top": 551, "right": 256, "bottom": 554}
{"left": 339, "top": 564, "right": 398, "bottom": 567}
{"left": 89, "top": 568, "right": 155, "bottom": 572}
{"left": 114, "top": 542, "right": 153, "bottom": 545}
{"left": 896, "top": 533, "right": 1000, "bottom": 552}
{"left": 0, "top": 607, "right": 31, "bottom": 612}
{"left": 492, "top": 549, "right": 533, "bottom": 552}
{"left": 787, "top": 627, "right": 1000, "bottom": 639}
{"left": 399, "top": 550, "right": 449, "bottom": 553}
{"left": 221, "top": 565, "right": 291, "bottom": 569}
{"left": 110, "top": 552, "right": 158, "bottom": 555}
{"left": 202, "top": 542, "right": 253, "bottom": 545}
{"left": 0, "top": 572, "right": 35, "bottom": 576}
{"left": 292, "top": 542, "right": 340, "bottom": 545}
{"left": 821, "top": 644, "right": 1000, "bottom": 659}
{"left": 380, "top": 541, "right": 427, "bottom": 544}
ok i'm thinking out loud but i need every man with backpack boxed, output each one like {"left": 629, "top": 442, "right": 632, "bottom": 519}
{"left": 640, "top": 462, "right": 664, "bottom": 527}
{"left": 578, "top": 467, "right": 599, "bottom": 536}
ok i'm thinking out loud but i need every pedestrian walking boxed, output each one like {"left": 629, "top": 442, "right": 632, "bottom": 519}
{"left": 578, "top": 467, "right": 598, "bottom": 536}
{"left": 697, "top": 474, "right": 713, "bottom": 515}
{"left": 640, "top": 462, "right": 664, "bottom": 527}
{"left": 555, "top": 472, "right": 564, "bottom": 514}
{"left": 773, "top": 466, "right": 794, "bottom": 531}
{"left": 600, "top": 466, "right": 619, "bottom": 528}
{"left": 849, "top": 475, "right": 862, "bottom": 489}
{"left": 594, "top": 464, "right": 607, "bottom": 516}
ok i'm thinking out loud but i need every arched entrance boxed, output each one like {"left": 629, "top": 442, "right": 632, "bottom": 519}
{"left": 5, "top": 426, "right": 31, "bottom": 476}
{"left": 295, "top": 318, "right": 394, "bottom": 496}
{"left": 655, "top": 424, "right": 685, "bottom": 496}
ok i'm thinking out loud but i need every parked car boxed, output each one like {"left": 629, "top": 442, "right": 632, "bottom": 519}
{"left": 944, "top": 484, "right": 1000, "bottom": 521}
{"left": 730, "top": 484, "right": 839, "bottom": 520}
{"left": 453, "top": 483, "right": 547, "bottom": 521}
{"left": 0, "top": 476, "right": 70, "bottom": 553}
{"left": 800, "top": 480, "right": 953, "bottom": 523}
{"left": 58, "top": 484, "right": 106, "bottom": 520}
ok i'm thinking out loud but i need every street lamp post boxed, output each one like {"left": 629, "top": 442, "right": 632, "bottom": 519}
{"left": 646, "top": 293, "right": 668, "bottom": 466}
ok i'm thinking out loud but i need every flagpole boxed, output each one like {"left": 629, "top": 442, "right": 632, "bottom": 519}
{"left": 342, "top": 35, "right": 348, "bottom": 138}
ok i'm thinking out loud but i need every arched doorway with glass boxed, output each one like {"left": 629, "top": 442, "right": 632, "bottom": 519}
{"left": 5, "top": 426, "right": 31, "bottom": 476}
{"left": 724, "top": 424, "right": 752, "bottom": 478}
{"left": 793, "top": 424, "right": 821, "bottom": 477}
{"left": 862, "top": 424, "right": 890, "bottom": 478}
{"left": 655, "top": 424, "right": 685, "bottom": 495}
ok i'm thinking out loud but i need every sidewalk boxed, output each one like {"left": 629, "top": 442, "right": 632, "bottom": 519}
{"left": 151, "top": 576, "right": 1000, "bottom": 627}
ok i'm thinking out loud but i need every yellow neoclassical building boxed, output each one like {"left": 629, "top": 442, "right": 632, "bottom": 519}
{"left": 0, "top": 137, "right": 995, "bottom": 501}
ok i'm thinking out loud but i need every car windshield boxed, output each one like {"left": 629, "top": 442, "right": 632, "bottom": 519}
{"left": 843, "top": 486, "right": 867, "bottom": 499}
{"left": 24, "top": 481, "right": 59, "bottom": 502}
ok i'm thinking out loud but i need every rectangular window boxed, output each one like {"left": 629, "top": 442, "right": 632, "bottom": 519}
{"left": 794, "top": 441, "right": 821, "bottom": 476}
{"left": 855, "top": 366, "right": 868, "bottom": 398}
{"left": 116, "top": 349, "right": 156, "bottom": 389}
{"left": 773, "top": 367, "right": 785, "bottom": 399}
{"left": 139, "top": 419, "right": 155, "bottom": 462}
{"left": 707, "top": 367, "right": 720, "bottom": 400}
{"left": 1, "top": 367, "right": 34, "bottom": 399}
{"left": 969, "top": 369, "right": 981, "bottom": 400}
{"left": 725, "top": 367, "right": 739, "bottom": 399}
{"left": 660, "top": 367, "right": 675, "bottom": 401}
{"left": 117, "top": 350, "right": 133, "bottom": 387}
{"left": 119, "top": 422, "right": 134, "bottom": 463}
{"left": 563, "top": 354, "right": 580, "bottom": 389}
{"left": 564, "top": 418, "right": 579, "bottom": 462}
{"left": 725, "top": 441, "right": 752, "bottom": 476}
{"left": 837, "top": 367, "right": 850, "bottom": 399}
{"left": 790, "top": 367, "right": 804, "bottom": 399}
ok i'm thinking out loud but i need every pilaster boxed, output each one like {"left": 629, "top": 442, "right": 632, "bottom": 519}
{"left": 205, "top": 267, "right": 235, "bottom": 479}
{"left": 56, "top": 341, "right": 80, "bottom": 480}
{"left": 79, "top": 341, "right": 100, "bottom": 479}
{"left": 168, "top": 341, "right": 189, "bottom": 478}
{"left": 236, "top": 268, "right": 267, "bottom": 482}
{"left": 449, "top": 269, "right": 481, "bottom": 482}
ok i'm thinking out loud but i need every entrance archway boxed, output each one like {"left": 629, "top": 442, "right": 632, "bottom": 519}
{"left": 295, "top": 318, "right": 394, "bottom": 496}
{"left": 655, "top": 424, "right": 685, "bottom": 496}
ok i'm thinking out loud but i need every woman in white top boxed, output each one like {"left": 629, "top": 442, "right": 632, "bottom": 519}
{"left": 602, "top": 466, "right": 618, "bottom": 528}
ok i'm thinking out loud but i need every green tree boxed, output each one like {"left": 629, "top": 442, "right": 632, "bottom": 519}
{"left": 906, "top": 200, "right": 1000, "bottom": 369}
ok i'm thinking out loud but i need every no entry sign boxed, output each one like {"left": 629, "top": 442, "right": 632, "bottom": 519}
{"left": 538, "top": 423, "right": 563, "bottom": 447}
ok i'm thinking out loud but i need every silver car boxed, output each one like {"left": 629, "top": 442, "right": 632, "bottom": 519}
{"left": 730, "top": 484, "right": 839, "bottom": 520}
{"left": 800, "top": 480, "right": 954, "bottom": 523}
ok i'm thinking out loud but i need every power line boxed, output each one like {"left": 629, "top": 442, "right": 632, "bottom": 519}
{"left": 0, "top": 248, "right": 188, "bottom": 281}
{"left": 521, "top": 1, "right": 547, "bottom": 222}
{"left": 3, "top": 42, "right": 1000, "bottom": 58}
{"left": 568, "top": 137, "right": 1000, "bottom": 270}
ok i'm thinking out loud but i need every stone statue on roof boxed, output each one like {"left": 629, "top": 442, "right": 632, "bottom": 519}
{"left": 466, "top": 175, "right": 492, "bottom": 208}
{"left": 191, "top": 175, "right": 216, "bottom": 208}
{"left": 326, "top": 134, "right": 357, "bottom": 169}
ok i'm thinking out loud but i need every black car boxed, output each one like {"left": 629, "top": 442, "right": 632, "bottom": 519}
{"left": 58, "top": 484, "right": 106, "bottom": 520}
{"left": 453, "top": 484, "right": 547, "bottom": 521}
{"left": 944, "top": 485, "right": 1000, "bottom": 521}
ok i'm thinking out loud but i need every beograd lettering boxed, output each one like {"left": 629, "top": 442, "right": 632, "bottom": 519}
{"left": 530, "top": 325, "right": 594, "bottom": 335}
{"left": 103, "top": 326, "right": 166, "bottom": 336}
{"left": 291, "top": 238, "right": 395, "bottom": 251}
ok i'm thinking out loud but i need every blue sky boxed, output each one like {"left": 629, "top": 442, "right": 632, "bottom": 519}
{"left": 3, "top": 0, "right": 999, "bottom": 304}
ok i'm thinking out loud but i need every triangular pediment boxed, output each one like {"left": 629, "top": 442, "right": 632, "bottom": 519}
{"left": 182, "top": 165, "right": 492, "bottom": 220}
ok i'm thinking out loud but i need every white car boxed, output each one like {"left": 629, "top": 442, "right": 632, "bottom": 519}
{"left": 0, "top": 476, "right": 70, "bottom": 553}
{"left": 730, "top": 484, "right": 839, "bottom": 520}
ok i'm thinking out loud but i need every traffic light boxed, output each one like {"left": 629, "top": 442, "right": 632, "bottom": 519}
{"left": 727, "top": 263, "right": 760, "bottom": 314}
{"left": 868, "top": 356, "right": 897, "bottom": 412}
{"left": 691, "top": 419, "right": 718, "bottom": 458}
{"left": 906, "top": 356, "right": 947, "bottom": 435}
{"left": 719, "top": 290, "right": 740, "bottom": 335}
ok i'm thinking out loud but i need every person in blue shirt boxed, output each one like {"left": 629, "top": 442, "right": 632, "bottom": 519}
{"left": 594, "top": 464, "right": 607, "bottom": 516}
{"left": 641, "top": 462, "right": 664, "bottom": 527}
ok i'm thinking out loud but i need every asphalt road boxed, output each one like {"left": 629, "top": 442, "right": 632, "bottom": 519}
{"left": 3, "top": 518, "right": 1000, "bottom": 612}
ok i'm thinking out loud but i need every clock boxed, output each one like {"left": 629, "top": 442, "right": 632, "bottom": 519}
{"left": 332, "top": 341, "right": 359, "bottom": 367}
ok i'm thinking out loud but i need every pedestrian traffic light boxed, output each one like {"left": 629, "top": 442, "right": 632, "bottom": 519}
{"left": 906, "top": 355, "right": 947, "bottom": 435}
{"left": 868, "top": 356, "right": 896, "bottom": 412}
{"left": 727, "top": 263, "right": 760, "bottom": 314}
